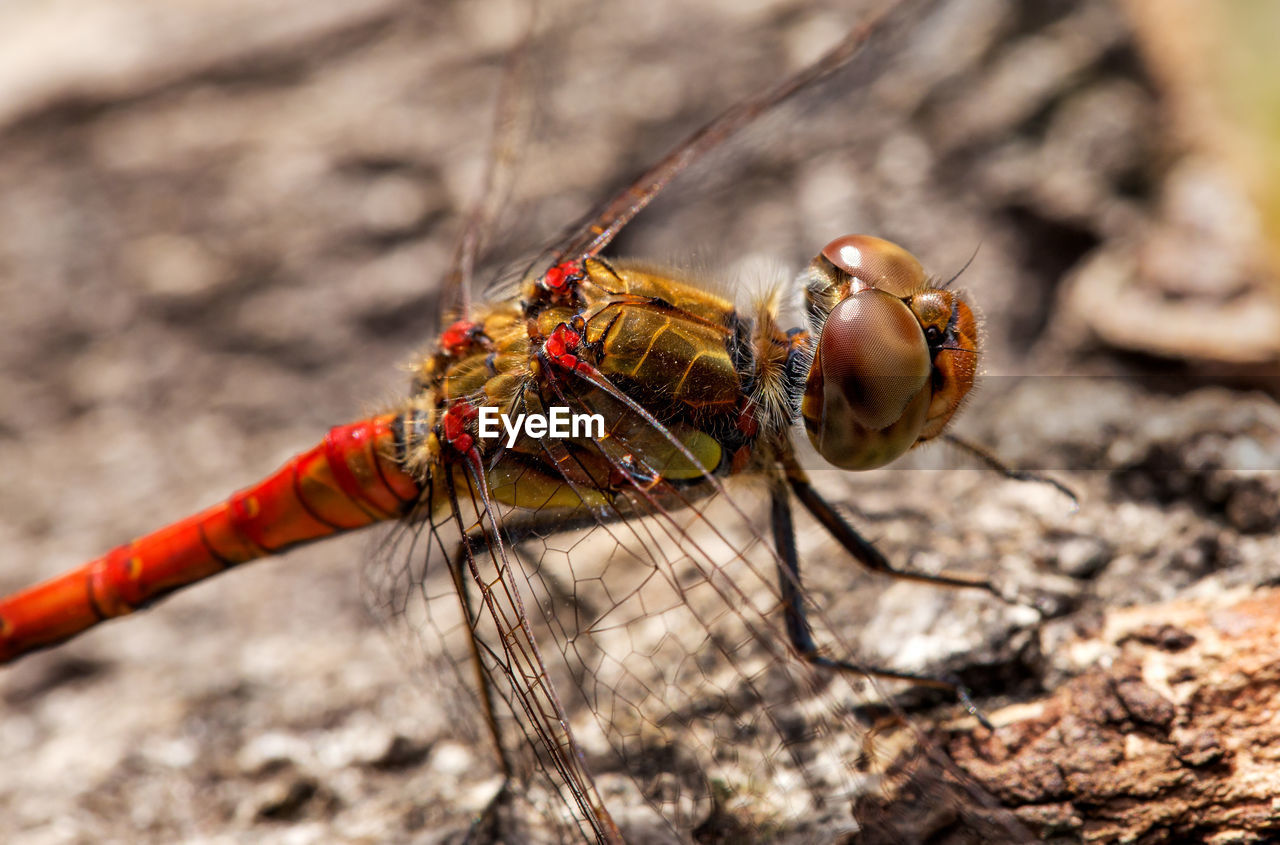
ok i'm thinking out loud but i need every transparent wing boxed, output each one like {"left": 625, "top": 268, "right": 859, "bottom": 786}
{"left": 438, "top": 10, "right": 539, "bottom": 324}
{"left": 531, "top": 0, "right": 920, "bottom": 272}
{"left": 462, "top": 0, "right": 938, "bottom": 311}
{"left": 364, "top": 476, "right": 620, "bottom": 843}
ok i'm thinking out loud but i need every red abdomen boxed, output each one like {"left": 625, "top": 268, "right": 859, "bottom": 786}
{"left": 0, "top": 414, "right": 421, "bottom": 662}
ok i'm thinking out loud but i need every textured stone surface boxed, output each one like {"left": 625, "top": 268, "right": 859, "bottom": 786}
{"left": 1, "top": 1, "right": 1277, "bottom": 842}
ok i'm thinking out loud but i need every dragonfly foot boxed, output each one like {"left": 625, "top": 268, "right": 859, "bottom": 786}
{"left": 989, "top": 568, "right": 1082, "bottom": 618}
{"left": 953, "top": 681, "right": 995, "bottom": 732}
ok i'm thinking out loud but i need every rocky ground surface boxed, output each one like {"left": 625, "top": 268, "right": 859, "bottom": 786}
{"left": 1, "top": 1, "right": 1278, "bottom": 843}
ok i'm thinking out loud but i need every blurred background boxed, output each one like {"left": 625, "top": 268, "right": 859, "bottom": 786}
{"left": 0, "top": 0, "right": 1277, "bottom": 842}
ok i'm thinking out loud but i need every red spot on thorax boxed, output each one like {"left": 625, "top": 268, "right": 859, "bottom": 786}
{"left": 441, "top": 402, "right": 480, "bottom": 454}
{"left": 441, "top": 320, "right": 481, "bottom": 357}
{"left": 541, "top": 261, "right": 583, "bottom": 293}
{"left": 544, "top": 322, "right": 588, "bottom": 372}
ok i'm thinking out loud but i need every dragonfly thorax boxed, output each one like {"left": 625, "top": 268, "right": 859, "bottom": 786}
{"left": 798, "top": 235, "right": 979, "bottom": 470}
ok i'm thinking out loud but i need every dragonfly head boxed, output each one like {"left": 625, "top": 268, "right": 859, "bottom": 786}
{"left": 800, "top": 235, "right": 978, "bottom": 470}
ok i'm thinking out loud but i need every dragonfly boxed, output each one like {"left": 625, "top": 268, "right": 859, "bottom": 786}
{"left": 0, "top": 0, "right": 1055, "bottom": 841}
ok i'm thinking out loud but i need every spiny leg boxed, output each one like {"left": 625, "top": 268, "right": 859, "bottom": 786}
{"left": 785, "top": 445, "right": 1076, "bottom": 614}
{"left": 943, "top": 433, "right": 1078, "bottom": 507}
{"left": 768, "top": 475, "right": 993, "bottom": 728}
{"left": 785, "top": 460, "right": 1003, "bottom": 597}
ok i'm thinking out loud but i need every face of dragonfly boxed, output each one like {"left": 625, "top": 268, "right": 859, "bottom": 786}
{"left": 801, "top": 234, "right": 979, "bottom": 470}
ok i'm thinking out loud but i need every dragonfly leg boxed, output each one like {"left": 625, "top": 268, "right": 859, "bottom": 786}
{"left": 942, "top": 433, "right": 1078, "bottom": 507}
{"left": 785, "top": 464, "right": 1003, "bottom": 597}
{"left": 769, "top": 478, "right": 993, "bottom": 728}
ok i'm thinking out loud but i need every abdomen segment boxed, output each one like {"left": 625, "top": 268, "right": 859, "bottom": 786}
{"left": 0, "top": 414, "right": 421, "bottom": 662}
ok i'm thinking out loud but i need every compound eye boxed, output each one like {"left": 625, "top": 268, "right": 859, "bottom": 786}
{"left": 820, "top": 290, "right": 930, "bottom": 431}
{"left": 820, "top": 235, "right": 928, "bottom": 297}
{"left": 801, "top": 288, "right": 933, "bottom": 470}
